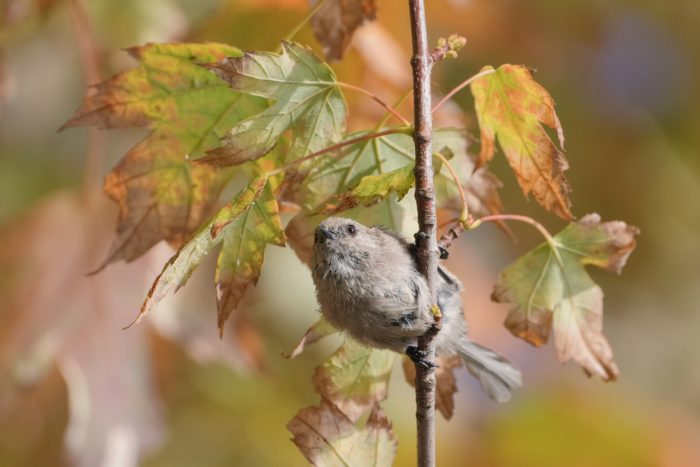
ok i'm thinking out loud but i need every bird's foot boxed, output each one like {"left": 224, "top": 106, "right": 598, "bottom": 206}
{"left": 406, "top": 346, "right": 438, "bottom": 369}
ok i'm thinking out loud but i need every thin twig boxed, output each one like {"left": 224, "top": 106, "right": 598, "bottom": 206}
{"left": 431, "top": 67, "right": 495, "bottom": 113}
{"left": 267, "top": 127, "right": 409, "bottom": 176}
{"left": 336, "top": 82, "right": 412, "bottom": 126}
{"left": 437, "top": 221, "right": 465, "bottom": 254}
{"left": 408, "top": 1, "right": 439, "bottom": 466}
{"left": 433, "top": 151, "right": 468, "bottom": 221}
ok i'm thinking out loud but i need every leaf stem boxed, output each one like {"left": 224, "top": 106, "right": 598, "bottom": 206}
{"left": 336, "top": 82, "right": 412, "bottom": 126}
{"left": 433, "top": 151, "right": 468, "bottom": 222}
{"left": 431, "top": 67, "right": 495, "bottom": 113}
{"left": 375, "top": 89, "right": 413, "bottom": 130}
{"left": 470, "top": 213, "right": 556, "bottom": 246}
{"left": 267, "top": 127, "right": 409, "bottom": 176}
{"left": 283, "top": 0, "right": 330, "bottom": 43}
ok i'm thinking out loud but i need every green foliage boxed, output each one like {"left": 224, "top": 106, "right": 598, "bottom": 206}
{"left": 62, "top": 43, "right": 264, "bottom": 265}
{"left": 61, "top": 6, "right": 638, "bottom": 461}
{"left": 492, "top": 214, "right": 639, "bottom": 380}
{"left": 199, "top": 41, "right": 347, "bottom": 167}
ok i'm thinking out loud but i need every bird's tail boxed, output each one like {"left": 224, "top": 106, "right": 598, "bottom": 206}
{"left": 457, "top": 340, "right": 522, "bottom": 402}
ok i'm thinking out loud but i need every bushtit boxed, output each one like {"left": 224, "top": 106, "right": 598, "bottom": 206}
{"left": 312, "top": 217, "right": 521, "bottom": 402}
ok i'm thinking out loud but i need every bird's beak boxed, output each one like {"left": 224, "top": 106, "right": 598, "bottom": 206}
{"left": 316, "top": 224, "right": 334, "bottom": 243}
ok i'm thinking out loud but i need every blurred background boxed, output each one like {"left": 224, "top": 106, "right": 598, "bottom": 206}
{"left": 1, "top": 0, "right": 699, "bottom": 466}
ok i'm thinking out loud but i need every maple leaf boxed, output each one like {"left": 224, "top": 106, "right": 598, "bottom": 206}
{"left": 199, "top": 41, "right": 347, "bottom": 167}
{"left": 213, "top": 179, "right": 286, "bottom": 334}
{"left": 321, "top": 163, "right": 415, "bottom": 214}
{"left": 402, "top": 356, "right": 462, "bottom": 420}
{"left": 310, "top": 0, "right": 378, "bottom": 60}
{"left": 313, "top": 338, "right": 396, "bottom": 422}
{"left": 283, "top": 318, "right": 337, "bottom": 359}
{"left": 135, "top": 177, "right": 285, "bottom": 334}
{"left": 62, "top": 43, "right": 265, "bottom": 267}
{"left": 301, "top": 128, "right": 499, "bottom": 214}
{"left": 471, "top": 64, "right": 573, "bottom": 220}
{"left": 288, "top": 399, "right": 396, "bottom": 467}
{"left": 492, "top": 214, "right": 639, "bottom": 380}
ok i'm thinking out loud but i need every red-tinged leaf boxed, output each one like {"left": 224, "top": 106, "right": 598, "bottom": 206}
{"left": 62, "top": 43, "right": 248, "bottom": 130}
{"left": 492, "top": 214, "right": 639, "bottom": 380}
{"left": 62, "top": 43, "right": 264, "bottom": 267}
{"left": 134, "top": 177, "right": 269, "bottom": 328}
{"left": 310, "top": 0, "right": 378, "bottom": 60}
{"left": 98, "top": 132, "right": 229, "bottom": 266}
{"left": 313, "top": 339, "right": 395, "bottom": 422}
{"left": 214, "top": 180, "right": 285, "bottom": 335}
{"left": 283, "top": 319, "right": 337, "bottom": 359}
{"left": 471, "top": 64, "right": 573, "bottom": 220}
{"left": 200, "top": 41, "right": 347, "bottom": 167}
{"left": 402, "top": 355, "right": 462, "bottom": 420}
{"left": 288, "top": 399, "right": 396, "bottom": 467}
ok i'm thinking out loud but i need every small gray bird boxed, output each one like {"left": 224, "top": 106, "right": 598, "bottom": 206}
{"left": 312, "top": 217, "right": 522, "bottom": 402}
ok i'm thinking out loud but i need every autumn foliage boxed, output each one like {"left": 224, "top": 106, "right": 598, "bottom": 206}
{"left": 56, "top": 0, "right": 639, "bottom": 464}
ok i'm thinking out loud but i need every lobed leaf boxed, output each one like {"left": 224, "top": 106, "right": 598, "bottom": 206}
{"left": 299, "top": 127, "right": 502, "bottom": 219}
{"left": 471, "top": 64, "right": 573, "bottom": 220}
{"left": 320, "top": 163, "right": 415, "bottom": 214}
{"left": 214, "top": 180, "right": 286, "bottom": 335}
{"left": 133, "top": 177, "right": 272, "bottom": 329}
{"left": 288, "top": 399, "right": 396, "bottom": 467}
{"left": 200, "top": 41, "right": 347, "bottom": 167}
{"left": 313, "top": 338, "right": 396, "bottom": 422}
{"left": 62, "top": 43, "right": 265, "bottom": 267}
{"left": 492, "top": 214, "right": 639, "bottom": 380}
{"left": 310, "top": 0, "right": 378, "bottom": 60}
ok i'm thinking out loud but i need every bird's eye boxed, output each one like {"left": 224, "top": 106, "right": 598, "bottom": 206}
{"left": 346, "top": 224, "right": 357, "bottom": 235}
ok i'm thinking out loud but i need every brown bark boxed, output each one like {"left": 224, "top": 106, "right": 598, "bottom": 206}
{"left": 408, "top": 1, "right": 440, "bottom": 466}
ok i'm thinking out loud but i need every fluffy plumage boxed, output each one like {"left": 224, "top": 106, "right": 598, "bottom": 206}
{"left": 312, "top": 217, "right": 522, "bottom": 402}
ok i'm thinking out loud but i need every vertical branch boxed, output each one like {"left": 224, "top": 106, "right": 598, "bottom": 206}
{"left": 408, "top": 1, "right": 439, "bottom": 466}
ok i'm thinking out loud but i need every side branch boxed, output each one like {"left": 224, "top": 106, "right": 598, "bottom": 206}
{"left": 408, "top": 1, "right": 439, "bottom": 466}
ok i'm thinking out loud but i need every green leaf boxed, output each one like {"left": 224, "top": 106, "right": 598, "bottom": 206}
{"left": 471, "top": 64, "right": 573, "bottom": 220}
{"left": 321, "top": 163, "right": 415, "bottom": 214}
{"left": 313, "top": 338, "right": 396, "bottom": 422}
{"left": 199, "top": 41, "right": 347, "bottom": 167}
{"left": 311, "top": 0, "right": 377, "bottom": 60}
{"left": 62, "top": 43, "right": 265, "bottom": 266}
{"left": 492, "top": 214, "right": 639, "bottom": 380}
{"left": 301, "top": 128, "right": 460, "bottom": 205}
{"left": 288, "top": 399, "right": 397, "bottom": 467}
{"left": 132, "top": 176, "right": 271, "bottom": 328}
{"left": 215, "top": 179, "right": 286, "bottom": 334}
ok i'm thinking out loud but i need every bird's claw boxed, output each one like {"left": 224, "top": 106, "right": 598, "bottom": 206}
{"left": 406, "top": 346, "right": 438, "bottom": 369}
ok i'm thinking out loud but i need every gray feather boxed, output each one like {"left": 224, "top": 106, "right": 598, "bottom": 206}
{"left": 457, "top": 340, "right": 522, "bottom": 402}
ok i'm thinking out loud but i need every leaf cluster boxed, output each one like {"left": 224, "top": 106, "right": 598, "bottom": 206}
{"left": 62, "top": 3, "right": 639, "bottom": 463}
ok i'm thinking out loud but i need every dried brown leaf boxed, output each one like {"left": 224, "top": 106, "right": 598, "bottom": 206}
{"left": 288, "top": 399, "right": 396, "bottom": 466}
{"left": 310, "top": 0, "right": 378, "bottom": 60}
